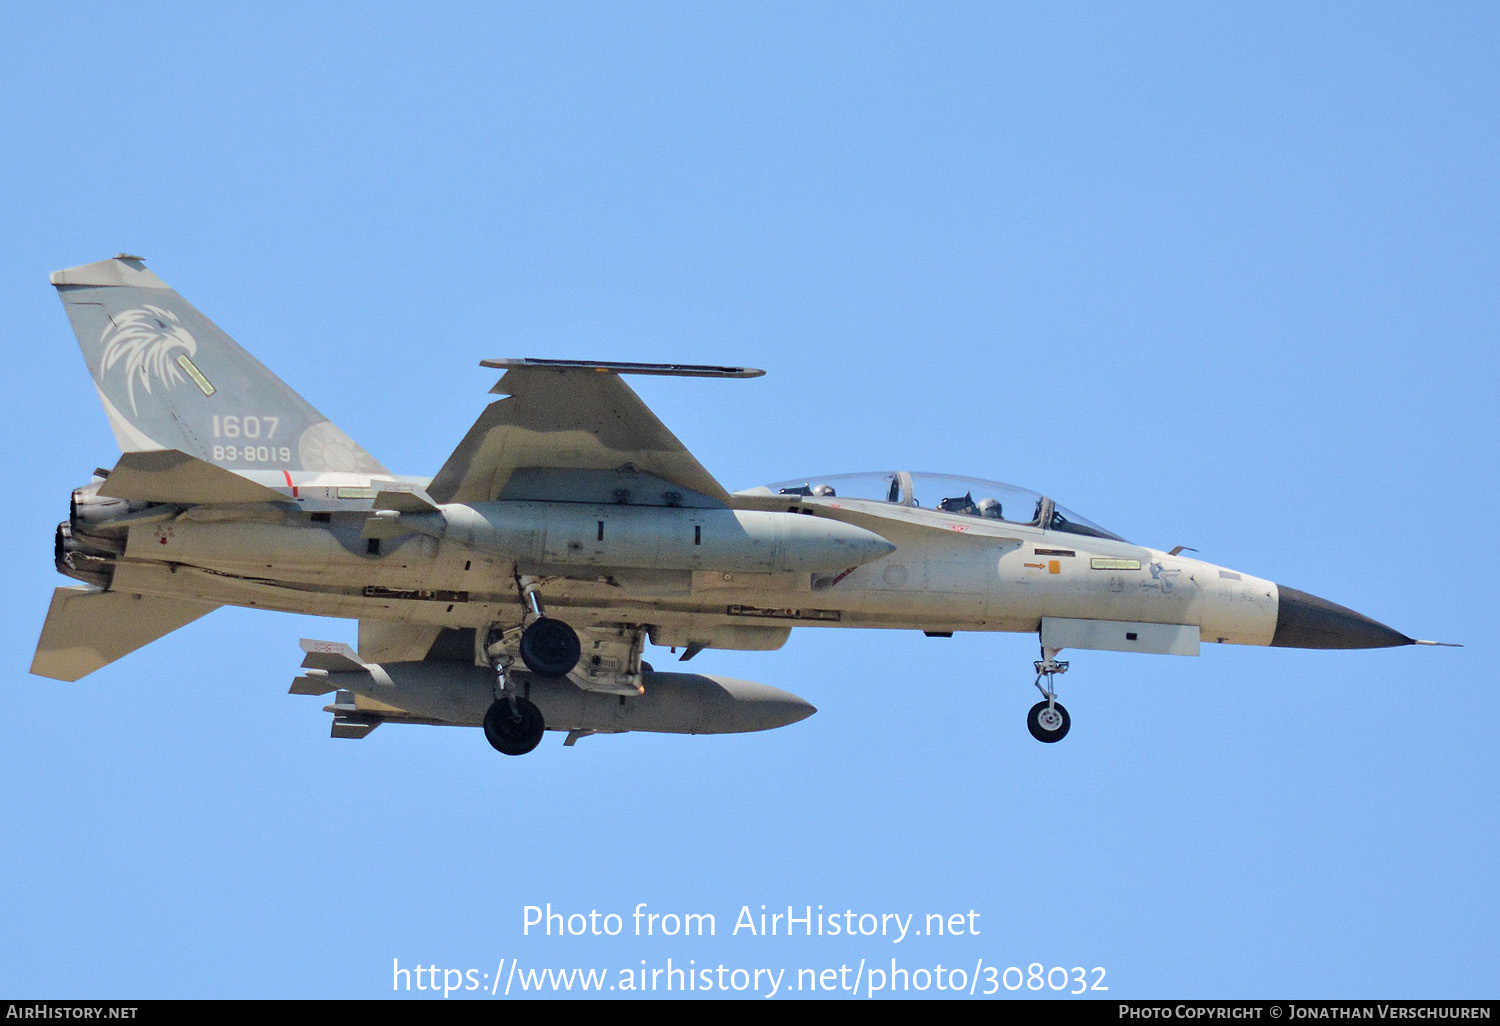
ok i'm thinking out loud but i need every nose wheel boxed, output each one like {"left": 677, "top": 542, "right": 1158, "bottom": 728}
{"left": 1028, "top": 647, "right": 1072, "bottom": 743}
{"left": 1027, "top": 700, "right": 1071, "bottom": 743}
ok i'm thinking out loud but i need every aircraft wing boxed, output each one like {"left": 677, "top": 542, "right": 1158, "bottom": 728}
{"left": 427, "top": 359, "right": 761, "bottom": 506}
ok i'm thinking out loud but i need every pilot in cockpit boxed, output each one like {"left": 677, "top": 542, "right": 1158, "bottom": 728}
{"left": 937, "top": 492, "right": 979, "bottom": 516}
{"left": 937, "top": 493, "right": 1009, "bottom": 521}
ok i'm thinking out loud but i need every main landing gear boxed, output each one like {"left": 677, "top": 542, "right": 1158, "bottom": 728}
{"left": 483, "top": 695, "right": 544, "bottom": 756}
{"left": 481, "top": 640, "right": 544, "bottom": 756}
{"left": 480, "top": 581, "right": 583, "bottom": 756}
{"left": 1028, "top": 647, "right": 1071, "bottom": 743}
{"left": 518, "top": 617, "right": 581, "bottom": 677}
{"left": 516, "top": 579, "right": 581, "bottom": 677}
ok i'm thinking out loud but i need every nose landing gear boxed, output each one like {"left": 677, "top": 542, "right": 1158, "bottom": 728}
{"left": 1027, "top": 699, "right": 1071, "bottom": 742}
{"left": 1028, "top": 648, "right": 1071, "bottom": 743}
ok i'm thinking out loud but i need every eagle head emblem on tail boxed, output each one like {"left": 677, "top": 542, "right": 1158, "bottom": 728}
{"left": 99, "top": 305, "right": 200, "bottom": 413}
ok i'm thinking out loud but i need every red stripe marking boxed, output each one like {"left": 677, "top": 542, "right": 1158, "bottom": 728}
{"left": 283, "top": 470, "right": 298, "bottom": 497}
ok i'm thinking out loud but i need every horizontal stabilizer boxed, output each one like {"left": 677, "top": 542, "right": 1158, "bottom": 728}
{"left": 100, "top": 449, "right": 286, "bottom": 505}
{"left": 31, "top": 585, "right": 219, "bottom": 681}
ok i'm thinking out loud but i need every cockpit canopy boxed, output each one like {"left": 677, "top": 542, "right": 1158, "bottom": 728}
{"left": 748, "top": 471, "right": 1128, "bottom": 543}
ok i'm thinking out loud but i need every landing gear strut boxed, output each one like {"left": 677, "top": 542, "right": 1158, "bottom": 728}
{"left": 482, "top": 624, "right": 546, "bottom": 756}
{"left": 515, "top": 579, "right": 581, "bottom": 677}
{"left": 1028, "top": 647, "right": 1071, "bottom": 743}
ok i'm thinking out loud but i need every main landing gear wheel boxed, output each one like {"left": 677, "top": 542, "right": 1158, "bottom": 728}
{"left": 1027, "top": 700, "right": 1071, "bottom": 743}
{"left": 518, "top": 618, "right": 581, "bottom": 677}
{"left": 483, "top": 697, "right": 545, "bottom": 756}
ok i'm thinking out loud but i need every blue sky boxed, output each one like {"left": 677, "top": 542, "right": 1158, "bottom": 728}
{"left": 1, "top": 3, "right": 1495, "bottom": 999}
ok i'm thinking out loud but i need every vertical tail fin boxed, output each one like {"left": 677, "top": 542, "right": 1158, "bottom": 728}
{"left": 52, "top": 255, "right": 387, "bottom": 475}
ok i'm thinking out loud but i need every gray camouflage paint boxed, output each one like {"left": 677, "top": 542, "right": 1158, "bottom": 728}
{"left": 56, "top": 257, "right": 385, "bottom": 476}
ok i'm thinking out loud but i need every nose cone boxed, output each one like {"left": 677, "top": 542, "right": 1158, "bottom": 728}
{"left": 1272, "top": 584, "right": 1414, "bottom": 650}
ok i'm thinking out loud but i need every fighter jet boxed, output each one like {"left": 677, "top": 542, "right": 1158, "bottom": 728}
{"left": 32, "top": 256, "right": 1453, "bottom": 752}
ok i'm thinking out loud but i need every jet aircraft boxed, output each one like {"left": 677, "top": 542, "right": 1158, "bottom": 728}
{"left": 33, "top": 256, "right": 1452, "bottom": 752}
